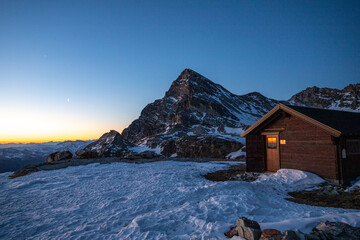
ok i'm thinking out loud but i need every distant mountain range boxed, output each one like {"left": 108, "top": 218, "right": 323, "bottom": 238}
{"left": 1, "top": 69, "right": 359, "bottom": 172}
{"left": 0, "top": 140, "right": 93, "bottom": 173}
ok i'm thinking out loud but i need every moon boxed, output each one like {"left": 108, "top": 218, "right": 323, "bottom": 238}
{"left": 67, "top": 98, "right": 70, "bottom": 103}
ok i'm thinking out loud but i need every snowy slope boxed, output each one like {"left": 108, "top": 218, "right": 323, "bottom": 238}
{"left": 0, "top": 162, "right": 359, "bottom": 239}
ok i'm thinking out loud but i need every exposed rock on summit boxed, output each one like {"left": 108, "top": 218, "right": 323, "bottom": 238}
{"left": 77, "top": 130, "right": 134, "bottom": 158}
{"left": 121, "top": 68, "right": 278, "bottom": 157}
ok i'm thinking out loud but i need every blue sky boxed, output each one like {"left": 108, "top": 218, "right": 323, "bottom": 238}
{"left": 0, "top": 0, "right": 359, "bottom": 142}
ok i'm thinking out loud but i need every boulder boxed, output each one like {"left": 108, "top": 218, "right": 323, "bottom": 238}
{"left": 176, "top": 136, "right": 243, "bottom": 158}
{"left": 310, "top": 221, "right": 360, "bottom": 239}
{"left": 293, "top": 230, "right": 307, "bottom": 240}
{"left": 46, "top": 150, "right": 73, "bottom": 163}
{"left": 123, "top": 151, "right": 161, "bottom": 160}
{"left": 75, "top": 149, "right": 98, "bottom": 159}
{"left": 236, "top": 217, "right": 262, "bottom": 240}
{"left": 282, "top": 230, "right": 300, "bottom": 240}
{"left": 231, "top": 172, "right": 260, "bottom": 182}
{"left": 260, "top": 229, "right": 282, "bottom": 240}
{"left": 224, "top": 226, "right": 238, "bottom": 238}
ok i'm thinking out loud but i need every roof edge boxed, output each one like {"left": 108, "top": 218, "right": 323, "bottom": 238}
{"left": 241, "top": 104, "right": 342, "bottom": 138}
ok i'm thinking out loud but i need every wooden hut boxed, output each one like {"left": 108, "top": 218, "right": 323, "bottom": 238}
{"left": 241, "top": 104, "right": 360, "bottom": 184}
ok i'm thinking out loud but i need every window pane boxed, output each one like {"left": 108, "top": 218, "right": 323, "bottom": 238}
{"left": 268, "top": 137, "right": 277, "bottom": 149}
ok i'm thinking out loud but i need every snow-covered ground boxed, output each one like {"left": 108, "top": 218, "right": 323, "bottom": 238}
{"left": 0, "top": 161, "right": 359, "bottom": 239}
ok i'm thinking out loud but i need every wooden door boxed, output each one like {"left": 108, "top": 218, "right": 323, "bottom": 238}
{"left": 266, "top": 135, "right": 280, "bottom": 172}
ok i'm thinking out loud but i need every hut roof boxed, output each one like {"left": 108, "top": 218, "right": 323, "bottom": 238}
{"left": 241, "top": 104, "right": 360, "bottom": 137}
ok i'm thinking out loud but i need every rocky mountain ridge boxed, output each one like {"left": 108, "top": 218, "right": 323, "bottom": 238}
{"left": 289, "top": 84, "right": 360, "bottom": 112}
{"left": 74, "top": 69, "right": 360, "bottom": 159}
{"left": 76, "top": 130, "right": 134, "bottom": 158}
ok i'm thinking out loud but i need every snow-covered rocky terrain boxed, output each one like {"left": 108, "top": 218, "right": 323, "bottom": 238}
{"left": 121, "top": 69, "right": 277, "bottom": 158}
{"left": 289, "top": 83, "right": 360, "bottom": 112}
{"left": 81, "top": 69, "right": 359, "bottom": 160}
{"left": 0, "top": 140, "right": 93, "bottom": 173}
{"left": 0, "top": 161, "right": 359, "bottom": 239}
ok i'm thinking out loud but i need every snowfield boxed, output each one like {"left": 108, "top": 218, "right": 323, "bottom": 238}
{"left": 0, "top": 161, "right": 359, "bottom": 239}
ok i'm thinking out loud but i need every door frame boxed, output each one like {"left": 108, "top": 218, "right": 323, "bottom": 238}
{"left": 261, "top": 132, "right": 280, "bottom": 171}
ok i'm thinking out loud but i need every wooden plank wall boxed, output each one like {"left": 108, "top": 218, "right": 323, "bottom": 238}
{"left": 265, "top": 114, "right": 338, "bottom": 180}
{"left": 246, "top": 135, "right": 265, "bottom": 172}
{"left": 342, "top": 137, "right": 360, "bottom": 181}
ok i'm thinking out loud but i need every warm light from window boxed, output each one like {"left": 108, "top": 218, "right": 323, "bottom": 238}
{"left": 267, "top": 137, "right": 277, "bottom": 149}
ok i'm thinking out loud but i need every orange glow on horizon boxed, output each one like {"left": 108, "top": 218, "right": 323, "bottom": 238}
{"left": 0, "top": 138, "right": 95, "bottom": 144}
{"left": 0, "top": 105, "right": 130, "bottom": 145}
{"left": 0, "top": 131, "right": 121, "bottom": 144}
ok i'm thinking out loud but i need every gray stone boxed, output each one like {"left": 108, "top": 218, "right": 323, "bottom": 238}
{"left": 224, "top": 226, "right": 238, "bottom": 238}
{"left": 282, "top": 230, "right": 300, "bottom": 240}
{"left": 293, "top": 230, "right": 307, "bottom": 240}
{"left": 236, "top": 217, "right": 262, "bottom": 240}
{"left": 260, "top": 228, "right": 282, "bottom": 240}
{"left": 310, "top": 221, "right": 360, "bottom": 240}
{"left": 46, "top": 150, "right": 73, "bottom": 163}
{"left": 75, "top": 149, "right": 98, "bottom": 159}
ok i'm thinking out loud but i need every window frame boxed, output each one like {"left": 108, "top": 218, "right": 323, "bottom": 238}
{"left": 346, "top": 139, "right": 360, "bottom": 155}
{"left": 267, "top": 137, "right": 277, "bottom": 149}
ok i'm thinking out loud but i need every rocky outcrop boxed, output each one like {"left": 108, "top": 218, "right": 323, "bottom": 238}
{"left": 310, "top": 221, "right": 360, "bottom": 239}
{"left": 123, "top": 151, "right": 162, "bottom": 160}
{"left": 174, "top": 136, "right": 243, "bottom": 158}
{"left": 45, "top": 150, "right": 73, "bottom": 163}
{"left": 121, "top": 69, "right": 277, "bottom": 158}
{"left": 75, "top": 149, "right": 98, "bottom": 159}
{"left": 77, "top": 130, "right": 134, "bottom": 158}
{"left": 260, "top": 229, "right": 282, "bottom": 240}
{"left": 225, "top": 218, "right": 360, "bottom": 240}
{"left": 289, "top": 84, "right": 360, "bottom": 112}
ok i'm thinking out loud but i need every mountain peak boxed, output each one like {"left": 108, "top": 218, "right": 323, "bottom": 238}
{"left": 177, "top": 68, "right": 202, "bottom": 80}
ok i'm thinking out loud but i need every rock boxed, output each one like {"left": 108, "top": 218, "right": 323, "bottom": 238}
{"left": 123, "top": 151, "right": 161, "bottom": 160}
{"left": 293, "top": 230, "right": 307, "bottom": 240}
{"left": 75, "top": 149, "right": 98, "bottom": 159}
{"left": 78, "top": 130, "right": 134, "bottom": 158}
{"left": 140, "top": 150, "right": 161, "bottom": 159}
{"left": 224, "top": 226, "right": 238, "bottom": 238}
{"left": 9, "top": 169, "right": 38, "bottom": 179}
{"left": 231, "top": 172, "right": 259, "bottom": 182}
{"left": 46, "top": 150, "right": 73, "bottom": 163}
{"left": 236, "top": 217, "right": 262, "bottom": 240}
{"left": 310, "top": 221, "right": 360, "bottom": 239}
{"left": 282, "top": 230, "right": 300, "bottom": 240}
{"left": 260, "top": 229, "right": 282, "bottom": 240}
{"left": 175, "top": 135, "right": 243, "bottom": 158}
{"left": 123, "top": 153, "right": 141, "bottom": 160}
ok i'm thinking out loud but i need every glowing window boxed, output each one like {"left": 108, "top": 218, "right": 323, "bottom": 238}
{"left": 267, "top": 137, "right": 277, "bottom": 149}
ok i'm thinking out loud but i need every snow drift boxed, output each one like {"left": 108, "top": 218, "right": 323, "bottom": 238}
{"left": 0, "top": 162, "right": 359, "bottom": 239}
